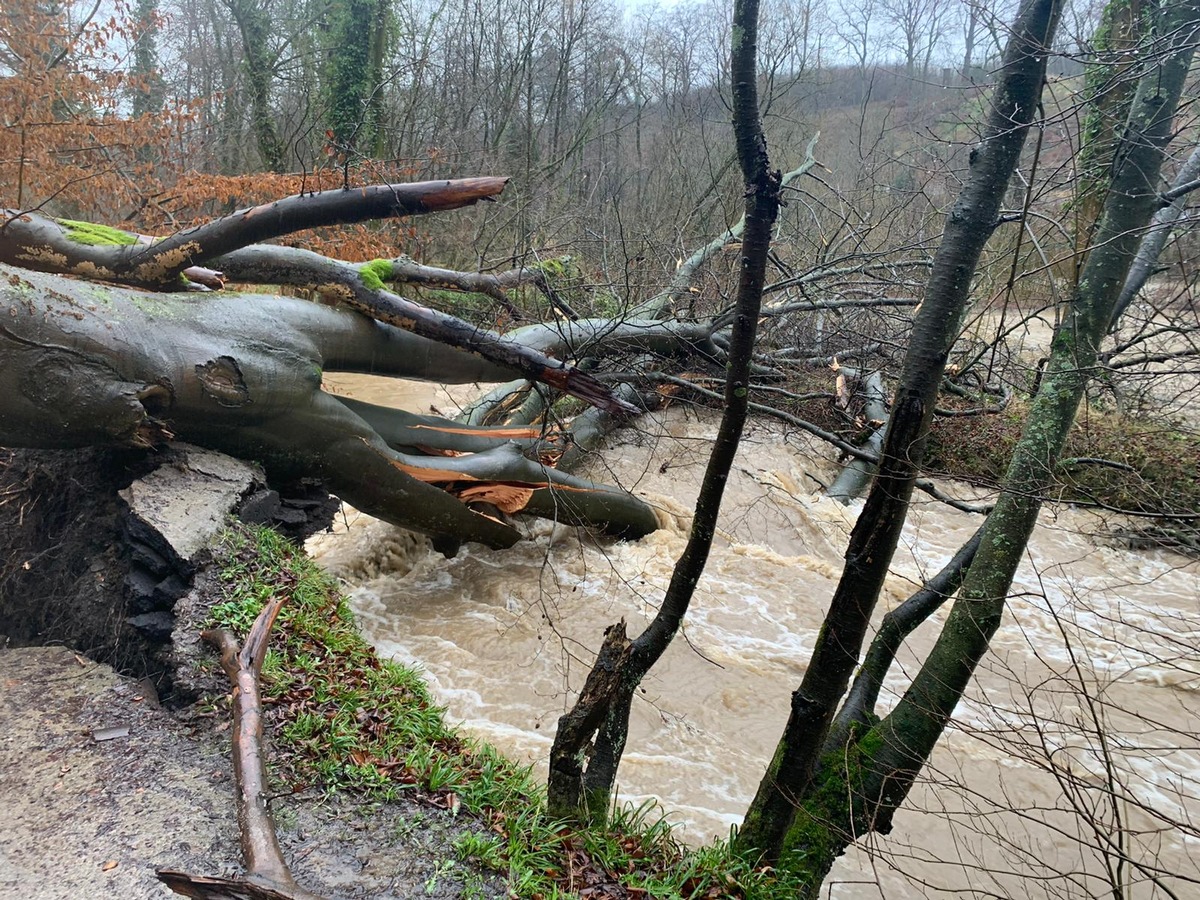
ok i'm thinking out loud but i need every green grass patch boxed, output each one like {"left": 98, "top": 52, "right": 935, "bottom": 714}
{"left": 206, "top": 524, "right": 801, "bottom": 898}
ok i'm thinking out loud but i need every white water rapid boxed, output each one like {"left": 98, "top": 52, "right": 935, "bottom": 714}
{"left": 311, "top": 373, "right": 1200, "bottom": 899}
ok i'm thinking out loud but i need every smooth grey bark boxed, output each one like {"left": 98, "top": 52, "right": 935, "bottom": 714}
{"left": 1110, "top": 140, "right": 1200, "bottom": 327}
{"left": 505, "top": 318, "right": 720, "bottom": 359}
{"left": 0, "top": 266, "right": 657, "bottom": 548}
{"left": 0, "top": 181, "right": 637, "bottom": 417}
{"left": 826, "top": 369, "right": 889, "bottom": 503}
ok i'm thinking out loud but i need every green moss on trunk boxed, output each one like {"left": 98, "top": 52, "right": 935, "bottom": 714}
{"left": 58, "top": 219, "right": 138, "bottom": 246}
{"left": 359, "top": 258, "right": 394, "bottom": 291}
{"left": 777, "top": 726, "right": 884, "bottom": 897}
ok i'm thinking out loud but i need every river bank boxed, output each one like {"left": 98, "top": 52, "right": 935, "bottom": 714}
{"left": 0, "top": 535, "right": 524, "bottom": 900}
{"left": 2, "top": 369, "right": 1197, "bottom": 898}
{"left": 1, "top": 520, "right": 806, "bottom": 899}
{"left": 0, "top": 644, "right": 504, "bottom": 900}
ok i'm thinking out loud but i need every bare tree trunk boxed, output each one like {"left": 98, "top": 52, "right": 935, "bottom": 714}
{"left": 1110, "top": 140, "right": 1200, "bottom": 327}
{"left": 861, "top": 0, "right": 1200, "bottom": 835}
{"left": 546, "top": 0, "right": 782, "bottom": 823}
{"left": 736, "top": 0, "right": 1065, "bottom": 865}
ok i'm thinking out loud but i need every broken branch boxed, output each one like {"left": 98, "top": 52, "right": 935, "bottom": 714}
{"left": 158, "top": 595, "right": 331, "bottom": 900}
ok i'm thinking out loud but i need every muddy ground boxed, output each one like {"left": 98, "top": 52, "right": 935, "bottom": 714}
{"left": 0, "top": 644, "right": 503, "bottom": 899}
{"left": 0, "top": 445, "right": 503, "bottom": 899}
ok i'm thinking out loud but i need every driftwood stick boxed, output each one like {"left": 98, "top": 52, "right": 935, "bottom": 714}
{"left": 156, "top": 871, "right": 321, "bottom": 900}
{"left": 159, "top": 595, "right": 331, "bottom": 900}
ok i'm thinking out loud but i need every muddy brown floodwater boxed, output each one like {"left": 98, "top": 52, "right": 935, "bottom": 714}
{"left": 315, "top": 373, "right": 1200, "bottom": 899}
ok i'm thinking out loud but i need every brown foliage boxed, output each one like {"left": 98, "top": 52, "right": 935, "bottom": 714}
{"left": 0, "top": 1, "right": 419, "bottom": 262}
{"left": 0, "top": 0, "right": 198, "bottom": 217}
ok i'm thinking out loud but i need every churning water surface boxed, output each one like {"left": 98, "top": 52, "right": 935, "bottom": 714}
{"left": 313, "top": 374, "right": 1200, "bottom": 899}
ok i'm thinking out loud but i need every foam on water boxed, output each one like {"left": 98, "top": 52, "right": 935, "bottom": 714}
{"left": 313, "top": 398, "right": 1200, "bottom": 898}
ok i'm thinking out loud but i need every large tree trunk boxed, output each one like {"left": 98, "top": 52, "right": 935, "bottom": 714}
{"left": 0, "top": 177, "right": 658, "bottom": 551}
{"left": 0, "top": 266, "right": 657, "bottom": 549}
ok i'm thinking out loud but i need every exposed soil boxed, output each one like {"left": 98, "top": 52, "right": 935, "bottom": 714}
{"left": 0, "top": 446, "right": 339, "bottom": 700}
{"left": 0, "top": 447, "right": 502, "bottom": 899}
{"left": 0, "top": 644, "right": 503, "bottom": 900}
{"left": 0, "top": 447, "right": 157, "bottom": 675}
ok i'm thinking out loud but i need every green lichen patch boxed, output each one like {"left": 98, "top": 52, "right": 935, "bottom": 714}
{"left": 131, "top": 242, "right": 201, "bottom": 285}
{"left": 778, "top": 726, "right": 884, "bottom": 897}
{"left": 359, "top": 258, "right": 394, "bottom": 292}
{"left": 58, "top": 219, "right": 139, "bottom": 246}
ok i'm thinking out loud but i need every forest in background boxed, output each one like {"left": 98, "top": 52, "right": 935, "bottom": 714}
{"left": 6, "top": 0, "right": 1195, "bottom": 429}
{"left": 0, "top": 0, "right": 1115, "bottom": 271}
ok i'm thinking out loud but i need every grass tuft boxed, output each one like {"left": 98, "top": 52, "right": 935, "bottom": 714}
{"left": 206, "top": 523, "right": 803, "bottom": 898}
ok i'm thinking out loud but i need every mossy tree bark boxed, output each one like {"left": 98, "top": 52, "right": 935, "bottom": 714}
{"left": 859, "top": 0, "right": 1200, "bottom": 838}
{"left": 0, "top": 179, "right": 638, "bottom": 417}
{"left": 225, "top": 0, "right": 287, "bottom": 172}
{"left": 736, "top": 0, "right": 1198, "bottom": 891}
{"left": 0, "top": 178, "right": 660, "bottom": 550}
{"left": 1072, "top": 0, "right": 1147, "bottom": 264}
{"left": 735, "top": 0, "right": 1066, "bottom": 864}
{"left": 322, "top": 0, "right": 390, "bottom": 156}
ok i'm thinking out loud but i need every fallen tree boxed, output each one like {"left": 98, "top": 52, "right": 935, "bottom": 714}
{"left": 0, "top": 179, "right": 659, "bottom": 551}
